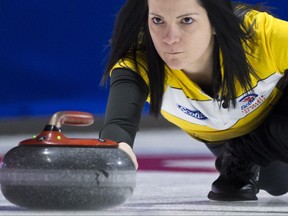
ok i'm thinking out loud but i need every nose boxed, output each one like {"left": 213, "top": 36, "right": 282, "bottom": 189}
{"left": 162, "top": 25, "right": 180, "bottom": 45}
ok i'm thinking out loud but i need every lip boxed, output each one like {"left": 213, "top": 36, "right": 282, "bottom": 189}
{"left": 166, "top": 51, "right": 183, "bottom": 55}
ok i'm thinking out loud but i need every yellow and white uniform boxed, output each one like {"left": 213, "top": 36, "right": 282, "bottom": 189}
{"left": 111, "top": 10, "right": 288, "bottom": 142}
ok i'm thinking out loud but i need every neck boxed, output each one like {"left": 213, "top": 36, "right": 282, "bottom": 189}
{"left": 182, "top": 37, "right": 215, "bottom": 87}
{"left": 183, "top": 65, "right": 213, "bottom": 86}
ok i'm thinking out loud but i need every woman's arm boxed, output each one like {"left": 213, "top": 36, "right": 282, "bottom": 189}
{"left": 99, "top": 68, "right": 149, "bottom": 148}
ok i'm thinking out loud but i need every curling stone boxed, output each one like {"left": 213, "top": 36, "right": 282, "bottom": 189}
{"left": 0, "top": 111, "right": 136, "bottom": 210}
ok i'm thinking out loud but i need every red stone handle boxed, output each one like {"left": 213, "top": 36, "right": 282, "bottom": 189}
{"left": 19, "top": 111, "right": 118, "bottom": 147}
{"left": 48, "top": 111, "right": 94, "bottom": 128}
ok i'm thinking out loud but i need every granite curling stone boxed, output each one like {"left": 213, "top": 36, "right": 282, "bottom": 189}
{"left": 0, "top": 111, "right": 136, "bottom": 210}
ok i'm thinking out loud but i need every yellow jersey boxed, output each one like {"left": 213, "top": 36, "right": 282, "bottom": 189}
{"left": 111, "top": 10, "right": 288, "bottom": 142}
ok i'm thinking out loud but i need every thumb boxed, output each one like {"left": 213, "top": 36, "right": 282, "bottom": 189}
{"left": 118, "top": 142, "right": 138, "bottom": 169}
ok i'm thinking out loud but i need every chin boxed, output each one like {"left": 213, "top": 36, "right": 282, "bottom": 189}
{"left": 163, "top": 61, "right": 180, "bottom": 69}
{"left": 166, "top": 63, "right": 184, "bottom": 70}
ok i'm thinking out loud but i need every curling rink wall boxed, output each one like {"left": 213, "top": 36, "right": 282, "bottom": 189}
{"left": 0, "top": 0, "right": 287, "bottom": 118}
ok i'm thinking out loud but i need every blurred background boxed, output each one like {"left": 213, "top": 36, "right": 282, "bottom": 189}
{"left": 0, "top": 0, "right": 287, "bottom": 134}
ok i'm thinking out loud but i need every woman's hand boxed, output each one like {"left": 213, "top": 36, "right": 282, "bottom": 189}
{"left": 118, "top": 142, "right": 138, "bottom": 169}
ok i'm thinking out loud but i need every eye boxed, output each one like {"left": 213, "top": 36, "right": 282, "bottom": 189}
{"left": 181, "top": 17, "right": 194, "bottom": 24}
{"left": 151, "top": 17, "right": 164, "bottom": 24}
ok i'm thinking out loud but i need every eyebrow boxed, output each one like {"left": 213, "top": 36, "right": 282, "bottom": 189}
{"left": 177, "top": 13, "right": 199, "bottom": 19}
{"left": 148, "top": 12, "right": 199, "bottom": 19}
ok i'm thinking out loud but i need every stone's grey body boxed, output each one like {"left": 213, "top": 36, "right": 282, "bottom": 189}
{"left": 0, "top": 146, "right": 136, "bottom": 210}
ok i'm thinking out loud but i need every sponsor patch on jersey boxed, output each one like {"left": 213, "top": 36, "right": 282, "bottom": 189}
{"left": 177, "top": 104, "right": 208, "bottom": 120}
{"left": 239, "top": 93, "right": 266, "bottom": 114}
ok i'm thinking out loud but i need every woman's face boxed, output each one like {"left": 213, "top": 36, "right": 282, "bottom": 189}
{"left": 148, "top": 0, "right": 215, "bottom": 74}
